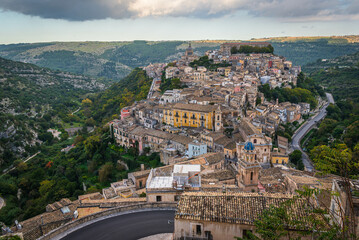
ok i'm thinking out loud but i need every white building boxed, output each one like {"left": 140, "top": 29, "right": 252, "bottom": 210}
{"left": 146, "top": 164, "right": 201, "bottom": 202}
{"left": 187, "top": 141, "right": 207, "bottom": 158}
{"left": 159, "top": 89, "right": 183, "bottom": 105}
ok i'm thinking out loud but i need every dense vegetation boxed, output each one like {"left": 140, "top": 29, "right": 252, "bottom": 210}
{"left": 85, "top": 68, "right": 152, "bottom": 124}
{"left": 297, "top": 51, "right": 359, "bottom": 177}
{"left": 0, "top": 41, "right": 216, "bottom": 82}
{"left": 189, "top": 55, "right": 231, "bottom": 70}
{"left": 0, "top": 126, "right": 161, "bottom": 225}
{"left": 259, "top": 72, "right": 322, "bottom": 109}
{"left": 0, "top": 67, "right": 158, "bottom": 226}
{"left": 271, "top": 40, "right": 359, "bottom": 66}
{"left": 0, "top": 57, "right": 106, "bottom": 168}
{"left": 231, "top": 44, "right": 274, "bottom": 54}
{"left": 304, "top": 52, "right": 359, "bottom": 102}
{"left": 160, "top": 77, "right": 182, "bottom": 93}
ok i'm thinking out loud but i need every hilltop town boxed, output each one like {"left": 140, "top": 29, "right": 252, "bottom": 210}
{"left": 3, "top": 42, "right": 358, "bottom": 240}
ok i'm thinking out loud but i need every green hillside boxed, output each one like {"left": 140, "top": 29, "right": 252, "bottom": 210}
{"left": 0, "top": 67, "right": 159, "bottom": 226}
{"left": 303, "top": 51, "right": 359, "bottom": 102}
{"left": 0, "top": 57, "right": 106, "bottom": 168}
{"left": 0, "top": 41, "right": 217, "bottom": 82}
{"left": 301, "top": 52, "right": 359, "bottom": 172}
{"left": 271, "top": 40, "right": 359, "bottom": 66}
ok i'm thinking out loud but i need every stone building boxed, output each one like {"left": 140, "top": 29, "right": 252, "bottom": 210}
{"left": 174, "top": 192, "right": 304, "bottom": 240}
{"left": 146, "top": 164, "right": 201, "bottom": 203}
{"left": 236, "top": 121, "right": 272, "bottom": 164}
{"left": 163, "top": 103, "right": 218, "bottom": 130}
{"left": 236, "top": 142, "right": 261, "bottom": 192}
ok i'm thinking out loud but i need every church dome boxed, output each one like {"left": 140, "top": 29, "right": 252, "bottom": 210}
{"left": 244, "top": 141, "right": 255, "bottom": 151}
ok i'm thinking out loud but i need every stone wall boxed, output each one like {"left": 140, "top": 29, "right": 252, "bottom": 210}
{"left": 174, "top": 218, "right": 255, "bottom": 240}
{"left": 22, "top": 218, "right": 72, "bottom": 240}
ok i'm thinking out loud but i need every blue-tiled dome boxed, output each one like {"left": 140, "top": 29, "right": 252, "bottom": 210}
{"left": 244, "top": 141, "right": 255, "bottom": 151}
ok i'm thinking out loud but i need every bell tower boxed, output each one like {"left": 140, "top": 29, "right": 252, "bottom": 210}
{"left": 185, "top": 42, "right": 193, "bottom": 57}
{"left": 215, "top": 105, "right": 223, "bottom": 132}
{"left": 237, "top": 141, "right": 260, "bottom": 192}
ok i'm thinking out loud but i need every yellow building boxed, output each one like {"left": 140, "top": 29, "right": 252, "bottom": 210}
{"left": 224, "top": 67, "right": 231, "bottom": 77}
{"left": 271, "top": 154, "right": 289, "bottom": 165}
{"left": 163, "top": 103, "right": 218, "bottom": 130}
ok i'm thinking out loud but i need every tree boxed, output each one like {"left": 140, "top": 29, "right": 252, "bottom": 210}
{"left": 310, "top": 144, "right": 357, "bottom": 175}
{"left": 81, "top": 98, "right": 93, "bottom": 107}
{"left": 310, "top": 144, "right": 359, "bottom": 239}
{"left": 38, "top": 132, "right": 53, "bottom": 143}
{"left": 256, "top": 96, "right": 261, "bottom": 106}
{"left": 84, "top": 135, "right": 101, "bottom": 157}
{"left": 98, "top": 162, "right": 114, "bottom": 183}
{"left": 289, "top": 150, "right": 302, "bottom": 165}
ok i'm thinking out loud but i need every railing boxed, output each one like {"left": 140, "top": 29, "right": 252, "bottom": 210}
{"left": 179, "top": 237, "right": 209, "bottom": 240}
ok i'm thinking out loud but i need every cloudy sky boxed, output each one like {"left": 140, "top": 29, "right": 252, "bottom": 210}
{"left": 0, "top": 0, "right": 358, "bottom": 43}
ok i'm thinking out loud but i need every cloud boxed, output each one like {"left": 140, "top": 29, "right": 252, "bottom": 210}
{"left": 0, "top": 0, "right": 358, "bottom": 21}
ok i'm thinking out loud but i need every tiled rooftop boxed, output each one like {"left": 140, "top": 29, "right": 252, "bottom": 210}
{"left": 176, "top": 192, "right": 305, "bottom": 225}
{"left": 173, "top": 103, "right": 218, "bottom": 112}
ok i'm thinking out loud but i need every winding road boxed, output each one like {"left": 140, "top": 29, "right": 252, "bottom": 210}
{"left": 291, "top": 93, "right": 334, "bottom": 172}
{"left": 58, "top": 210, "right": 175, "bottom": 240}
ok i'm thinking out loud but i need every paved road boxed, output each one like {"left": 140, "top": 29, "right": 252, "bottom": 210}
{"left": 326, "top": 92, "right": 335, "bottom": 104}
{"left": 0, "top": 197, "right": 5, "bottom": 210}
{"left": 291, "top": 93, "right": 334, "bottom": 172}
{"left": 60, "top": 210, "right": 175, "bottom": 240}
{"left": 71, "top": 107, "right": 81, "bottom": 115}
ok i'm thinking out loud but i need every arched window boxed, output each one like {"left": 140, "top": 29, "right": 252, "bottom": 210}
{"left": 250, "top": 172, "right": 253, "bottom": 181}
{"left": 253, "top": 139, "right": 257, "bottom": 143}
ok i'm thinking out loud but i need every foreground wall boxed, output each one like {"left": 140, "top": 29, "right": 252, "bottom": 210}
{"left": 174, "top": 219, "right": 255, "bottom": 240}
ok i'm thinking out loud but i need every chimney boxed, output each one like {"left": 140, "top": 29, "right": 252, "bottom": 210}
{"left": 141, "top": 164, "right": 144, "bottom": 171}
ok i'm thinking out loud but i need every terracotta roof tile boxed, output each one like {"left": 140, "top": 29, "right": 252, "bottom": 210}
{"left": 175, "top": 192, "right": 306, "bottom": 225}
{"left": 173, "top": 103, "right": 218, "bottom": 113}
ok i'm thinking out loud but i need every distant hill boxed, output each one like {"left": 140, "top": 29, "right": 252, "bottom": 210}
{"left": 1, "top": 37, "right": 359, "bottom": 78}
{"left": 250, "top": 35, "right": 359, "bottom": 44}
{"left": 86, "top": 67, "right": 153, "bottom": 124}
{"left": 0, "top": 41, "right": 218, "bottom": 82}
{"left": 0, "top": 57, "right": 106, "bottom": 167}
{"left": 302, "top": 51, "right": 359, "bottom": 102}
